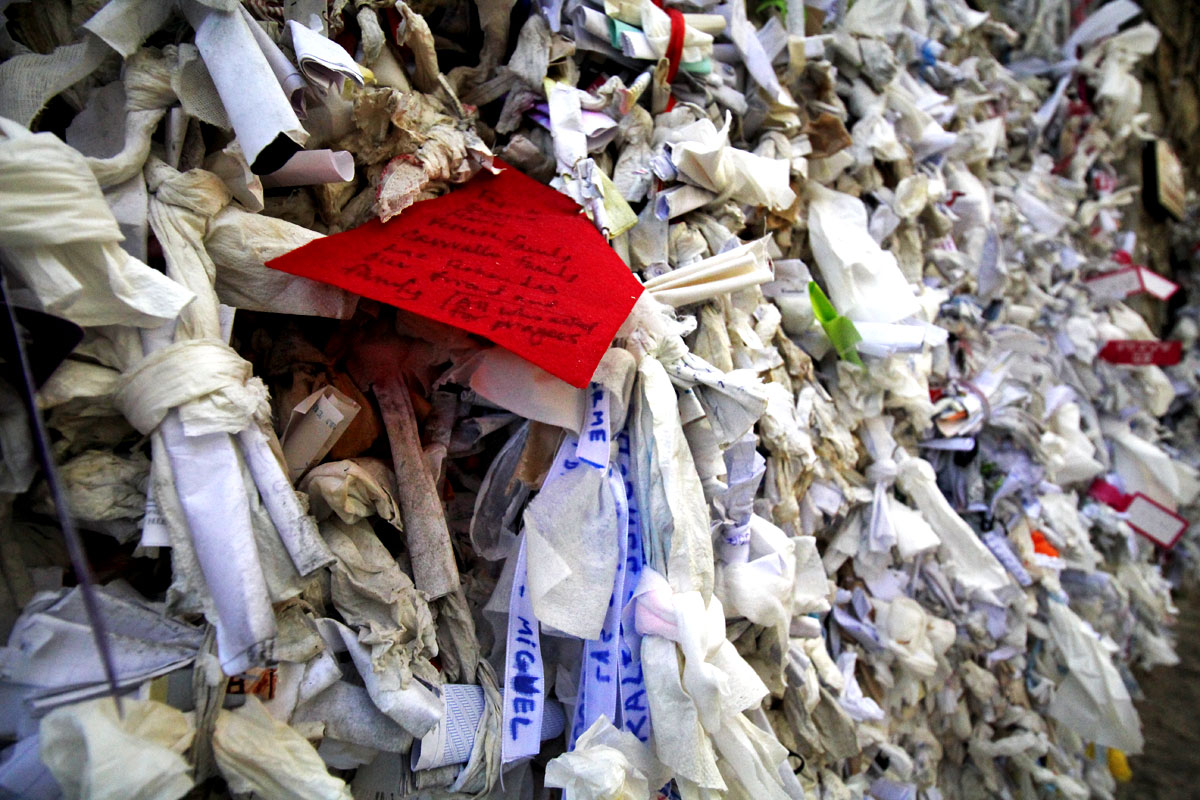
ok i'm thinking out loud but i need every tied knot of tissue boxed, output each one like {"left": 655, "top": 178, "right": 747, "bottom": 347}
{"left": 124, "top": 48, "right": 178, "bottom": 112}
{"left": 115, "top": 339, "right": 270, "bottom": 437}
{"left": 146, "top": 160, "right": 233, "bottom": 218}
{"left": 632, "top": 568, "right": 730, "bottom": 732}
{"left": 628, "top": 568, "right": 739, "bottom": 734}
{"left": 647, "top": 330, "right": 689, "bottom": 366}
{"left": 713, "top": 436, "right": 766, "bottom": 562}
{"left": 866, "top": 457, "right": 898, "bottom": 487}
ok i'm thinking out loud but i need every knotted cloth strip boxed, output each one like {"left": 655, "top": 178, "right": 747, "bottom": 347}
{"left": 630, "top": 567, "right": 791, "bottom": 798}
{"left": 115, "top": 339, "right": 270, "bottom": 437}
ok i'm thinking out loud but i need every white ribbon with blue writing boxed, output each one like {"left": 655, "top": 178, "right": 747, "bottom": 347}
{"left": 569, "top": 384, "right": 616, "bottom": 746}
{"left": 569, "top": 466, "right": 627, "bottom": 747}
{"left": 502, "top": 534, "right": 545, "bottom": 763}
{"left": 616, "top": 430, "right": 651, "bottom": 743}
{"left": 575, "top": 384, "right": 611, "bottom": 468}
{"left": 569, "top": 424, "right": 655, "bottom": 748}
{"left": 505, "top": 418, "right": 608, "bottom": 764}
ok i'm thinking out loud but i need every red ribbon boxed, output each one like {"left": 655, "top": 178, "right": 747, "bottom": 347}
{"left": 664, "top": 7, "right": 685, "bottom": 83}
{"left": 1089, "top": 479, "right": 1132, "bottom": 511}
{"left": 652, "top": 0, "right": 685, "bottom": 111}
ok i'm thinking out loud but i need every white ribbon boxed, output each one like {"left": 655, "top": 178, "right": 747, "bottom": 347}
{"left": 576, "top": 384, "right": 612, "bottom": 468}
{"left": 501, "top": 535, "right": 545, "bottom": 763}
{"left": 615, "top": 432, "right": 651, "bottom": 743}
{"left": 630, "top": 567, "right": 789, "bottom": 798}
{"left": 570, "top": 467, "right": 628, "bottom": 748}
{"left": 865, "top": 456, "right": 898, "bottom": 554}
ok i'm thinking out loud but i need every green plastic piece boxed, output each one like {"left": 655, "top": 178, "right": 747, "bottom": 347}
{"left": 607, "top": 18, "right": 711, "bottom": 73}
{"left": 756, "top": 0, "right": 788, "bottom": 17}
{"left": 809, "top": 281, "right": 863, "bottom": 366}
{"left": 609, "top": 18, "right": 639, "bottom": 49}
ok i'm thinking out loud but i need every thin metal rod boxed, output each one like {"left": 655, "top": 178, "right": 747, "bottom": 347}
{"left": 0, "top": 273, "right": 123, "bottom": 714}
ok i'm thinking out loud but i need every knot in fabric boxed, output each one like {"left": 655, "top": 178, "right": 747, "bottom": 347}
{"left": 865, "top": 457, "right": 898, "bottom": 487}
{"left": 651, "top": 332, "right": 689, "bottom": 365}
{"left": 124, "top": 48, "right": 177, "bottom": 112}
{"left": 114, "top": 339, "right": 269, "bottom": 437}
{"left": 631, "top": 568, "right": 729, "bottom": 732}
{"left": 146, "top": 159, "right": 232, "bottom": 218}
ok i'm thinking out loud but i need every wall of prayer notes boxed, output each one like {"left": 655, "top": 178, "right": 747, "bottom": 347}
{"left": 0, "top": 0, "right": 1199, "bottom": 799}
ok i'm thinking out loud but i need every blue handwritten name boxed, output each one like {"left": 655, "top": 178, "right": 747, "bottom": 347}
{"left": 508, "top": 614, "right": 541, "bottom": 742}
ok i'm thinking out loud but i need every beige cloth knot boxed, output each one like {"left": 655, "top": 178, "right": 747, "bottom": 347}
{"left": 115, "top": 339, "right": 269, "bottom": 436}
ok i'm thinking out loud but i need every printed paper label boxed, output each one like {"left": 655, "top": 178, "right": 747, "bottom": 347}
{"left": 1084, "top": 267, "right": 1142, "bottom": 299}
{"left": 139, "top": 490, "right": 171, "bottom": 548}
{"left": 1137, "top": 267, "right": 1180, "bottom": 301}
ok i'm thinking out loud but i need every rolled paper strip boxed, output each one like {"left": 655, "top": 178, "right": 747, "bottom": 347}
{"left": 261, "top": 150, "right": 356, "bottom": 189}
{"left": 287, "top": 20, "right": 366, "bottom": 94}
{"left": 644, "top": 237, "right": 773, "bottom": 306}
{"left": 610, "top": 18, "right": 642, "bottom": 50}
{"left": 181, "top": 1, "right": 307, "bottom": 174}
{"left": 239, "top": 5, "right": 307, "bottom": 115}
{"left": 981, "top": 530, "right": 1033, "bottom": 587}
{"left": 654, "top": 183, "right": 717, "bottom": 220}
{"left": 608, "top": 17, "right": 711, "bottom": 73}
{"left": 808, "top": 281, "right": 863, "bottom": 366}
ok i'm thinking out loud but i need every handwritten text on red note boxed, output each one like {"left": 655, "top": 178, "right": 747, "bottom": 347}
{"left": 266, "top": 163, "right": 644, "bottom": 387}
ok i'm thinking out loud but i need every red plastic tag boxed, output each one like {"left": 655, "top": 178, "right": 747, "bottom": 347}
{"left": 1124, "top": 494, "right": 1188, "bottom": 548}
{"left": 1088, "top": 480, "right": 1188, "bottom": 549}
{"left": 1088, "top": 478, "right": 1132, "bottom": 511}
{"left": 1097, "top": 340, "right": 1182, "bottom": 366}
{"left": 1085, "top": 265, "right": 1178, "bottom": 301}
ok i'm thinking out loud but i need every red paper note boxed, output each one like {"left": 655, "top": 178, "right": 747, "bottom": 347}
{"left": 1097, "top": 340, "right": 1182, "bottom": 366}
{"left": 266, "top": 162, "right": 644, "bottom": 387}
